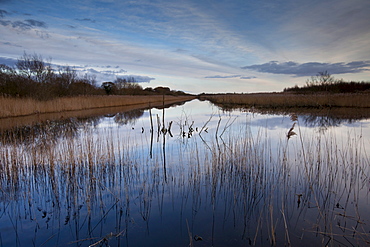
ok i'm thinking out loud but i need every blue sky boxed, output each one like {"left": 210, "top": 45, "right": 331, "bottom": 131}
{"left": 1, "top": 0, "right": 369, "bottom": 93}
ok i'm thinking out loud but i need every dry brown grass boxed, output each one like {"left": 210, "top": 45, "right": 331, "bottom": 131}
{"left": 201, "top": 92, "right": 370, "bottom": 108}
{"left": 0, "top": 95, "right": 196, "bottom": 118}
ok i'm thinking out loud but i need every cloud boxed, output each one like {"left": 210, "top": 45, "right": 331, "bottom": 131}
{"left": 117, "top": 75, "right": 155, "bottom": 83}
{"left": 24, "top": 19, "right": 47, "bottom": 28}
{"left": 205, "top": 75, "right": 256, "bottom": 80}
{"left": 240, "top": 76, "right": 257, "bottom": 80}
{"left": 205, "top": 75, "right": 240, "bottom": 79}
{"left": 79, "top": 67, "right": 154, "bottom": 83}
{"left": 241, "top": 61, "right": 370, "bottom": 77}
{"left": 0, "top": 18, "right": 50, "bottom": 39}
{"left": 85, "top": 68, "right": 127, "bottom": 75}
{"left": 0, "top": 56, "right": 17, "bottom": 66}
{"left": 75, "top": 18, "right": 96, "bottom": 23}
{"left": 174, "top": 48, "right": 188, "bottom": 53}
{"left": 0, "top": 18, "right": 47, "bottom": 30}
{"left": 101, "top": 69, "right": 127, "bottom": 74}
{"left": 1, "top": 42, "right": 22, "bottom": 47}
{"left": 0, "top": 9, "right": 8, "bottom": 18}
{"left": 86, "top": 68, "right": 99, "bottom": 73}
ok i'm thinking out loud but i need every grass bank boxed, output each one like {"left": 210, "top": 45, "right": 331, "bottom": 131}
{"left": 200, "top": 92, "right": 370, "bottom": 109}
{"left": 0, "top": 95, "right": 196, "bottom": 118}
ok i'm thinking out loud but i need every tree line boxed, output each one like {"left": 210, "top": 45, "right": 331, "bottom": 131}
{"left": 0, "top": 52, "right": 189, "bottom": 100}
{"left": 283, "top": 71, "right": 370, "bottom": 94}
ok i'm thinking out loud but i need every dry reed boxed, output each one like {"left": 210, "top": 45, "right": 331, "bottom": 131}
{"left": 202, "top": 93, "right": 370, "bottom": 109}
{"left": 0, "top": 95, "right": 196, "bottom": 118}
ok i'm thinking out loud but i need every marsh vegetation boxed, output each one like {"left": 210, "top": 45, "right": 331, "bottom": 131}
{"left": 0, "top": 95, "right": 195, "bottom": 118}
{"left": 200, "top": 72, "right": 370, "bottom": 110}
{"left": 0, "top": 100, "right": 369, "bottom": 246}
{"left": 200, "top": 92, "right": 370, "bottom": 110}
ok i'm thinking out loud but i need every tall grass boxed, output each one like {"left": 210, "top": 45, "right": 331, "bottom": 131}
{"left": 0, "top": 95, "right": 196, "bottom": 118}
{"left": 201, "top": 93, "right": 370, "bottom": 108}
{"left": 0, "top": 113, "right": 369, "bottom": 246}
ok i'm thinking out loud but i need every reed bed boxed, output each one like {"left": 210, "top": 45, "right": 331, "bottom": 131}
{"left": 0, "top": 95, "right": 196, "bottom": 118}
{"left": 0, "top": 113, "right": 369, "bottom": 246}
{"left": 202, "top": 93, "right": 370, "bottom": 109}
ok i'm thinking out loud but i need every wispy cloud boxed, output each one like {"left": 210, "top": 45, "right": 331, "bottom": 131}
{"left": 242, "top": 61, "right": 370, "bottom": 77}
{"left": 75, "top": 18, "right": 96, "bottom": 23}
{"left": 118, "top": 75, "right": 155, "bottom": 83}
{"left": 85, "top": 68, "right": 127, "bottom": 75}
{"left": 205, "top": 75, "right": 241, "bottom": 79}
{"left": 80, "top": 67, "right": 154, "bottom": 83}
{"left": 0, "top": 18, "right": 47, "bottom": 30}
{"left": 0, "top": 56, "right": 17, "bottom": 66}
{"left": 1, "top": 42, "right": 22, "bottom": 47}
{"left": 24, "top": 19, "right": 47, "bottom": 28}
{"left": 205, "top": 75, "right": 257, "bottom": 80}
{"left": 0, "top": 9, "right": 8, "bottom": 18}
{"left": 240, "top": 76, "right": 257, "bottom": 80}
{"left": 0, "top": 17, "right": 51, "bottom": 40}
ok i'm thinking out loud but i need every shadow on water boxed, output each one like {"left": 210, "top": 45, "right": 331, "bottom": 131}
{"left": 0, "top": 100, "right": 369, "bottom": 246}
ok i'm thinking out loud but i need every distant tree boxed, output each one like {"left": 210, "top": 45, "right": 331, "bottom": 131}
{"left": 115, "top": 77, "right": 127, "bottom": 90}
{"left": 306, "top": 71, "right": 335, "bottom": 87}
{"left": 57, "top": 66, "right": 77, "bottom": 85}
{"left": 114, "top": 77, "right": 143, "bottom": 95}
{"left": 101, "top": 81, "right": 116, "bottom": 95}
{"left": 173, "top": 90, "right": 186, "bottom": 95}
{"left": 82, "top": 73, "right": 97, "bottom": 86}
{"left": 154, "top": 86, "right": 171, "bottom": 94}
{"left": 53, "top": 66, "right": 78, "bottom": 96}
{"left": 284, "top": 70, "right": 370, "bottom": 94}
{"left": 16, "top": 52, "right": 53, "bottom": 83}
{"left": 0, "top": 64, "right": 18, "bottom": 96}
{"left": 0, "top": 64, "right": 16, "bottom": 76}
{"left": 1, "top": 52, "right": 196, "bottom": 99}
{"left": 143, "top": 87, "right": 154, "bottom": 94}
{"left": 69, "top": 80, "right": 99, "bottom": 95}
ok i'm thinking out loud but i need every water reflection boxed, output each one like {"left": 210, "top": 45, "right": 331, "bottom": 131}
{"left": 215, "top": 102, "right": 370, "bottom": 129}
{"left": 114, "top": 109, "right": 144, "bottom": 126}
{"left": 0, "top": 100, "right": 369, "bottom": 246}
{"left": 0, "top": 104, "right": 177, "bottom": 146}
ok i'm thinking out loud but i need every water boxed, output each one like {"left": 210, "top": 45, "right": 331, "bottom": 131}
{"left": 1, "top": 99, "right": 369, "bottom": 246}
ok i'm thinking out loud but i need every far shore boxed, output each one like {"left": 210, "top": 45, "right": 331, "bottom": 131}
{"left": 199, "top": 92, "right": 370, "bottom": 109}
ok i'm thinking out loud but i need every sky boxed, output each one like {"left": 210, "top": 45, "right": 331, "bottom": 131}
{"left": 0, "top": 0, "right": 369, "bottom": 94}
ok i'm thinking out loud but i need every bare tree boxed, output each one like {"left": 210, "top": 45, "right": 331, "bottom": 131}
{"left": 306, "top": 71, "right": 335, "bottom": 87}
{"left": 16, "top": 52, "right": 53, "bottom": 83}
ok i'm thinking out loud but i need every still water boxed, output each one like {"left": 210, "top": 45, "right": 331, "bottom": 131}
{"left": 1, "top": 99, "right": 369, "bottom": 246}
